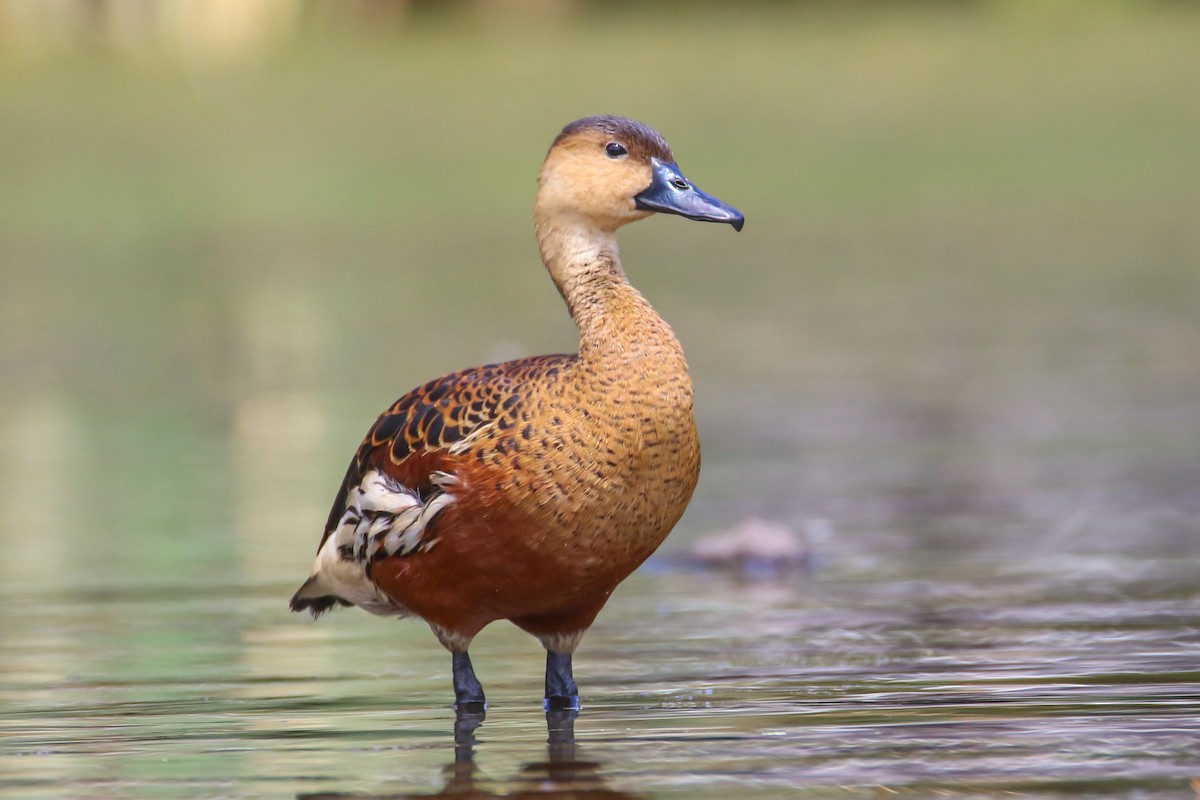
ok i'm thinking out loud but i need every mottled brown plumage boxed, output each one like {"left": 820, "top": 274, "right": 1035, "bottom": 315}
{"left": 291, "top": 115, "right": 743, "bottom": 708}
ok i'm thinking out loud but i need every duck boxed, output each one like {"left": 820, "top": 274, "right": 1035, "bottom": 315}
{"left": 290, "top": 115, "right": 743, "bottom": 710}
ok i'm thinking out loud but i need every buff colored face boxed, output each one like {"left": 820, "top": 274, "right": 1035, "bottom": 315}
{"left": 537, "top": 128, "right": 661, "bottom": 231}
{"left": 537, "top": 119, "right": 744, "bottom": 234}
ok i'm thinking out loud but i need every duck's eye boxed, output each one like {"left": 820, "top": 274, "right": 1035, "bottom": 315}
{"left": 605, "top": 142, "right": 628, "bottom": 159}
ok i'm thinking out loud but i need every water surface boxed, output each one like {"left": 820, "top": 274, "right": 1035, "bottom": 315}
{"left": 2, "top": 543, "right": 1197, "bottom": 798}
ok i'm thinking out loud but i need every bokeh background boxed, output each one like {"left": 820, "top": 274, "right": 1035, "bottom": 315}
{"left": 1, "top": 2, "right": 1198, "bottom": 798}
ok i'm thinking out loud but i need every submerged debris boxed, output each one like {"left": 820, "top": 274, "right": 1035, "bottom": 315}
{"left": 653, "top": 517, "right": 816, "bottom": 577}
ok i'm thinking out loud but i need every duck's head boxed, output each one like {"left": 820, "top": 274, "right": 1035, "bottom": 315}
{"left": 537, "top": 115, "right": 744, "bottom": 234}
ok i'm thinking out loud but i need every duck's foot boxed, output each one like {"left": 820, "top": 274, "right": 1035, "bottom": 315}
{"left": 452, "top": 651, "right": 487, "bottom": 710}
{"left": 544, "top": 651, "right": 580, "bottom": 710}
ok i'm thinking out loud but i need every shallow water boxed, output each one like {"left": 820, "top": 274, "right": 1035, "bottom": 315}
{"left": 2, "top": 546, "right": 1197, "bottom": 798}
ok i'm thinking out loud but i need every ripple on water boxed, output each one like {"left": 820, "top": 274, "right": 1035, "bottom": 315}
{"left": 1, "top": 558, "right": 1198, "bottom": 798}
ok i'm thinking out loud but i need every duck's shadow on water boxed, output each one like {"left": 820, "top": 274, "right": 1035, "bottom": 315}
{"left": 300, "top": 707, "right": 641, "bottom": 799}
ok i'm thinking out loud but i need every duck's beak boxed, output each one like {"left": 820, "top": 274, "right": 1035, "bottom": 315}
{"left": 635, "top": 158, "right": 744, "bottom": 231}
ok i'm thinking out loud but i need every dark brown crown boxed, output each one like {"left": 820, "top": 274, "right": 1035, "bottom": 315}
{"left": 551, "top": 115, "right": 675, "bottom": 163}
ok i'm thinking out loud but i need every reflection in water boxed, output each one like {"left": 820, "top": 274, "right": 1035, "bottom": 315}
{"left": 0, "top": 562, "right": 1196, "bottom": 797}
{"left": 301, "top": 709, "right": 641, "bottom": 800}
{"left": 232, "top": 280, "right": 329, "bottom": 584}
{"left": 0, "top": 395, "right": 81, "bottom": 702}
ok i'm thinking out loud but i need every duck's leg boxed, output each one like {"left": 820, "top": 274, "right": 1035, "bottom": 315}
{"left": 452, "top": 651, "right": 486, "bottom": 709}
{"left": 544, "top": 651, "right": 579, "bottom": 710}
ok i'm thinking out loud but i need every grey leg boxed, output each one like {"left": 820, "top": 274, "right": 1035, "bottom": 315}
{"left": 452, "top": 651, "right": 486, "bottom": 709}
{"left": 544, "top": 651, "right": 579, "bottom": 710}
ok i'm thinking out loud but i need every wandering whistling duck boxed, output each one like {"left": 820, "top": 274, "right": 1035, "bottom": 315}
{"left": 290, "top": 115, "right": 744, "bottom": 710}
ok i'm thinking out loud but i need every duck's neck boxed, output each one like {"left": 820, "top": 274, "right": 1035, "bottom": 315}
{"left": 535, "top": 213, "right": 684, "bottom": 363}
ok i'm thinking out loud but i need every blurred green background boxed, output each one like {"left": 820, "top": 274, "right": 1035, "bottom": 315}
{"left": 1, "top": 0, "right": 1198, "bottom": 587}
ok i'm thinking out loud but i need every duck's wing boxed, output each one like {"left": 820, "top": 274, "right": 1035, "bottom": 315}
{"left": 290, "top": 354, "right": 573, "bottom": 615}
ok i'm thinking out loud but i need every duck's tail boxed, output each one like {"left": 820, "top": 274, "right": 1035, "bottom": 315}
{"left": 289, "top": 575, "right": 350, "bottom": 617}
